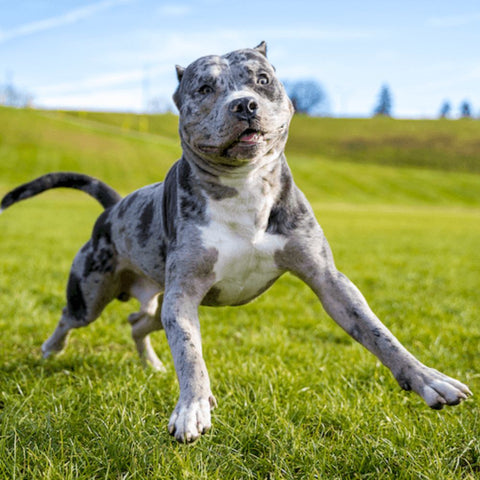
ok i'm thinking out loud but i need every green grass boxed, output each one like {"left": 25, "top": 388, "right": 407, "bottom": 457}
{"left": 0, "top": 107, "right": 479, "bottom": 479}
{"left": 287, "top": 115, "right": 480, "bottom": 173}
{"left": 0, "top": 107, "right": 180, "bottom": 192}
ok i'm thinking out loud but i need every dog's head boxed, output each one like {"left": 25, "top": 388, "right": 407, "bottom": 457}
{"left": 173, "top": 42, "right": 294, "bottom": 167}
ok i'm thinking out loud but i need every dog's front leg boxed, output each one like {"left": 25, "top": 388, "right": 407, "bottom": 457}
{"left": 161, "top": 285, "right": 216, "bottom": 443}
{"left": 278, "top": 228, "right": 472, "bottom": 409}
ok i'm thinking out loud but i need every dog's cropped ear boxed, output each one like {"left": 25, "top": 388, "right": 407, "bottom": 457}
{"left": 175, "top": 65, "right": 185, "bottom": 83}
{"left": 254, "top": 41, "right": 267, "bottom": 57}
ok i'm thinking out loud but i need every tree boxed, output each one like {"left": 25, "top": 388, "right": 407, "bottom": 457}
{"left": 147, "top": 96, "right": 174, "bottom": 113}
{"left": 459, "top": 101, "right": 472, "bottom": 118}
{"left": 0, "top": 75, "right": 33, "bottom": 108}
{"left": 373, "top": 84, "right": 393, "bottom": 117}
{"left": 439, "top": 100, "right": 451, "bottom": 119}
{"left": 284, "top": 79, "right": 328, "bottom": 115}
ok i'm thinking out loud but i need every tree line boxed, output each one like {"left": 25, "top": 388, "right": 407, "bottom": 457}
{"left": 1, "top": 76, "right": 477, "bottom": 119}
{"left": 285, "top": 80, "right": 479, "bottom": 119}
{"left": 372, "top": 84, "right": 477, "bottom": 119}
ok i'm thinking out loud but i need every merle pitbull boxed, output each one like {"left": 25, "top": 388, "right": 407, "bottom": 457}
{"left": 1, "top": 42, "right": 471, "bottom": 443}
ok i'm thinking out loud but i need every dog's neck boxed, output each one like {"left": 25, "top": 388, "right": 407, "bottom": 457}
{"left": 181, "top": 144, "right": 285, "bottom": 235}
{"left": 182, "top": 140, "right": 285, "bottom": 194}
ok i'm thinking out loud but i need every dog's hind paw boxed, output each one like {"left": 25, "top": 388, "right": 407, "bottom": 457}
{"left": 168, "top": 395, "right": 216, "bottom": 443}
{"left": 144, "top": 355, "right": 166, "bottom": 372}
{"left": 41, "top": 336, "right": 67, "bottom": 358}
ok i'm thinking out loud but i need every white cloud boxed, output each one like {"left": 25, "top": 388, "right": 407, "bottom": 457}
{"left": 35, "top": 63, "right": 173, "bottom": 93}
{"left": 36, "top": 69, "right": 145, "bottom": 95}
{"left": 33, "top": 64, "right": 178, "bottom": 111}
{"left": 0, "top": 0, "right": 134, "bottom": 44}
{"left": 38, "top": 87, "right": 144, "bottom": 112}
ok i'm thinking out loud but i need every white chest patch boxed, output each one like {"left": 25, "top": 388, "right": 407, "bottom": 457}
{"left": 199, "top": 174, "right": 287, "bottom": 306}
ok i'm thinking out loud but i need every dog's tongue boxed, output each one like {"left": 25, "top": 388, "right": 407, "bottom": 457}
{"left": 239, "top": 130, "right": 261, "bottom": 143}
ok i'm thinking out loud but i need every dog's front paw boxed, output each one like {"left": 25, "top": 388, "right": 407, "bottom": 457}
{"left": 397, "top": 365, "right": 472, "bottom": 409}
{"left": 168, "top": 395, "right": 217, "bottom": 443}
{"left": 420, "top": 369, "right": 472, "bottom": 409}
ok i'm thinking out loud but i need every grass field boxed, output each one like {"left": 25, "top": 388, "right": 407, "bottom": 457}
{"left": 0, "top": 107, "right": 479, "bottom": 479}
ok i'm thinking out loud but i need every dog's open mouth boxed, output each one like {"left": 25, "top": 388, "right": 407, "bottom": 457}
{"left": 197, "top": 128, "right": 267, "bottom": 161}
{"left": 237, "top": 128, "right": 263, "bottom": 145}
{"left": 218, "top": 128, "right": 268, "bottom": 160}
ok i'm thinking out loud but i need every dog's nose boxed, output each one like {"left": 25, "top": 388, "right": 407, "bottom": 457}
{"left": 229, "top": 97, "right": 258, "bottom": 120}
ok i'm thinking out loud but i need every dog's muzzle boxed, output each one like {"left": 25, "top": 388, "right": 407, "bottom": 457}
{"left": 229, "top": 97, "right": 259, "bottom": 122}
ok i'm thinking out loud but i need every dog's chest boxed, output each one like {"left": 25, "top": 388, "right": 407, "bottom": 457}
{"left": 200, "top": 176, "right": 287, "bottom": 306}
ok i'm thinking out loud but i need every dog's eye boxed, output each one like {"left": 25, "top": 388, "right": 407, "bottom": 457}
{"left": 257, "top": 74, "right": 270, "bottom": 85}
{"left": 198, "top": 85, "right": 213, "bottom": 95}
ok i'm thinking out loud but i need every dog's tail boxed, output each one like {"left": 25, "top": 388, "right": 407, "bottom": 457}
{"left": 0, "top": 172, "right": 122, "bottom": 213}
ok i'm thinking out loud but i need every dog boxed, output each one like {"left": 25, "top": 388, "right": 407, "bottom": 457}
{"left": 0, "top": 42, "right": 471, "bottom": 443}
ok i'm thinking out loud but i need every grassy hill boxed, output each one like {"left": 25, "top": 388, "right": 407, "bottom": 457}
{"left": 58, "top": 108, "right": 480, "bottom": 173}
{"left": 1, "top": 106, "right": 480, "bottom": 208}
{"left": 287, "top": 115, "right": 480, "bottom": 173}
{"left": 0, "top": 107, "right": 180, "bottom": 193}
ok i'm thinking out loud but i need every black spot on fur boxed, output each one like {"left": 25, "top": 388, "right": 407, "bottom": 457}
{"left": 91, "top": 210, "right": 113, "bottom": 248}
{"left": 83, "top": 247, "right": 115, "bottom": 276}
{"left": 84, "top": 211, "right": 116, "bottom": 276}
{"left": 176, "top": 158, "right": 207, "bottom": 224}
{"left": 118, "top": 196, "right": 134, "bottom": 219}
{"left": 349, "top": 319, "right": 363, "bottom": 342}
{"left": 267, "top": 158, "right": 309, "bottom": 235}
{"left": 177, "top": 159, "right": 194, "bottom": 195}
{"left": 349, "top": 308, "right": 362, "bottom": 320}
{"left": 180, "top": 195, "right": 204, "bottom": 220}
{"left": 136, "top": 200, "right": 155, "bottom": 247}
{"left": 395, "top": 366, "right": 413, "bottom": 391}
{"left": 268, "top": 205, "right": 297, "bottom": 233}
{"left": 66, "top": 273, "right": 87, "bottom": 321}
{"left": 159, "top": 240, "right": 167, "bottom": 263}
{"left": 161, "top": 314, "right": 175, "bottom": 333}
{"left": 117, "top": 192, "right": 139, "bottom": 219}
{"left": 162, "top": 162, "right": 179, "bottom": 241}
{"left": 371, "top": 328, "right": 382, "bottom": 338}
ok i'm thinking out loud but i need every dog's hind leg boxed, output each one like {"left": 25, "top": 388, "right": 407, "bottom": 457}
{"left": 128, "top": 280, "right": 165, "bottom": 371}
{"left": 42, "top": 240, "right": 119, "bottom": 358}
{"left": 42, "top": 307, "right": 78, "bottom": 358}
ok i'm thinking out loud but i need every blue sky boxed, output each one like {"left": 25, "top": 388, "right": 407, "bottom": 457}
{"left": 1, "top": 0, "right": 480, "bottom": 117}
